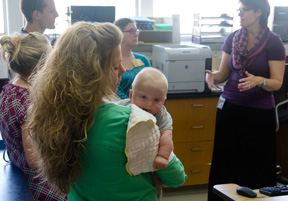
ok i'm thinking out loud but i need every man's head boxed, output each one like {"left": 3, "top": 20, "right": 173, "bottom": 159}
{"left": 20, "top": 0, "right": 58, "bottom": 32}
{"left": 129, "top": 68, "right": 168, "bottom": 115}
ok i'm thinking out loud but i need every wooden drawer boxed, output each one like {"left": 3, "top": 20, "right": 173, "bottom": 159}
{"left": 165, "top": 97, "right": 218, "bottom": 121}
{"left": 165, "top": 97, "right": 218, "bottom": 142}
{"left": 182, "top": 163, "right": 211, "bottom": 186}
{"left": 172, "top": 119, "right": 215, "bottom": 142}
{"left": 165, "top": 99, "right": 190, "bottom": 121}
{"left": 173, "top": 141, "right": 213, "bottom": 165}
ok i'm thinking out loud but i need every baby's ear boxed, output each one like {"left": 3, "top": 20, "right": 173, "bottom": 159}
{"left": 129, "top": 89, "right": 133, "bottom": 99}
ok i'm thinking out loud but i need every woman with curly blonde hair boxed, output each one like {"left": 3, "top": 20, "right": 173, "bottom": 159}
{"left": 28, "top": 21, "right": 186, "bottom": 200}
{"left": 0, "top": 32, "right": 66, "bottom": 200}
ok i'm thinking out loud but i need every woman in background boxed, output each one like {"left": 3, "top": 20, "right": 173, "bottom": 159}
{"left": 114, "top": 18, "right": 151, "bottom": 99}
{"left": 0, "top": 33, "right": 66, "bottom": 200}
{"left": 206, "top": 0, "right": 286, "bottom": 200}
{"left": 28, "top": 22, "right": 186, "bottom": 200}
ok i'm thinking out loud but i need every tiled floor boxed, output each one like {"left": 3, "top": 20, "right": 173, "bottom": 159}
{"left": 163, "top": 185, "right": 208, "bottom": 201}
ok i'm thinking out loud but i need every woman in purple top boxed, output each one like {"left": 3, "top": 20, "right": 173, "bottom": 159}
{"left": 206, "top": 0, "right": 286, "bottom": 200}
{"left": 0, "top": 33, "right": 66, "bottom": 200}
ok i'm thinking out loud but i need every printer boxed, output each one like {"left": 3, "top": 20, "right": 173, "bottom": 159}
{"left": 152, "top": 44, "right": 212, "bottom": 93}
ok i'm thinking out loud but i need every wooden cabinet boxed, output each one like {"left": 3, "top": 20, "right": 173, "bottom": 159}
{"left": 164, "top": 97, "right": 218, "bottom": 186}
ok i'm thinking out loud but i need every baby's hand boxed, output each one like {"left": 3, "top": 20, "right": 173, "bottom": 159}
{"left": 153, "top": 156, "right": 168, "bottom": 170}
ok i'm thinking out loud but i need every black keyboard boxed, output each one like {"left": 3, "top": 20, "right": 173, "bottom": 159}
{"left": 259, "top": 185, "right": 288, "bottom": 196}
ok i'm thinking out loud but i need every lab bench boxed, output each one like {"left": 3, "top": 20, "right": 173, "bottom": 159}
{"left": 0, "top": 150, "right": 34, "bottom": 201}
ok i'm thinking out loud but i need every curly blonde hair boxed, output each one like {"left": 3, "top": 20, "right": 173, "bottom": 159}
{"left": 0, "top": 32, "right": 51, "bottom": 78}
{"left": 28, "top": 22, "right": 123, "bottom": 194}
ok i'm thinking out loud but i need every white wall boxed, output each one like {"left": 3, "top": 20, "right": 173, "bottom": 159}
{"left": 139, "top": 0, "right": 153, "bottom": 17}
{"left": 4, "top": 0, "right": 288, "bottom": 35}
{"left": 0, "top": 59, "right": 8, "bottom": 79}
{"left": 5, "top": 0, "right": 24, "bottom": 35}
{"left": 0, "top": 0, "right": 23, "bottom": 79}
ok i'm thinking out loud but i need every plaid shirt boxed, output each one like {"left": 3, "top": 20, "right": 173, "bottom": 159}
{"left": 0, "top": 83, "right": 66, "bottom": 201}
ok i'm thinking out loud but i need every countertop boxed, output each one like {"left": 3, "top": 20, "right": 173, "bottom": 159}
{"left": 0, "top": 150, "right": 34, "bottom": 201}
{"left": 167, "top": 90, "right": 222, "bottom": 99}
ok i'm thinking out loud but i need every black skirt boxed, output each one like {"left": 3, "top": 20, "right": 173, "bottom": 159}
{"left": 208, "top": 100, "right": 276, "bottom": 201}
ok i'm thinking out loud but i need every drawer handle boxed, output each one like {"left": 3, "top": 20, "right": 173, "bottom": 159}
{"left": 190, "top": 148, "right": 204, "bottom": 152}
{"left": 190, "top": 169, "right": 203, "bottom": 174}
{"left": 192, "top": 104, "right": 204, "bottom": 107}
{"left": 191, "top": 126, "right": 204, "bottom": 129}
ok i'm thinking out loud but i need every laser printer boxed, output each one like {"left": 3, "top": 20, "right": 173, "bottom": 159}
{"left": 152, "top": 44, "right": 212, "bottom": 93}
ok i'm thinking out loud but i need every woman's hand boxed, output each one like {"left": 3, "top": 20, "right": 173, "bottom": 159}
{"left": 239, "top": 59, "right": 285, "bottom": 92}
{"left": 205, "top": 70, "right": 218, "bottom": 90}
{"left": 238, "top": 71, "right": 263, "bottom": 92}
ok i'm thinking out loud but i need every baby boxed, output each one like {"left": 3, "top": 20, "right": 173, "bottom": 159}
{"left": 119, "top": 67, "right": 174, "bottom": 169}
{"left": 118, "top": 68, "right": 174, "bottom": 201}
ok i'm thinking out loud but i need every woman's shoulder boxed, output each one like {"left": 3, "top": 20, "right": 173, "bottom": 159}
{"left": 133, "top": 52, "right": 146, "bottom": 59}
{"left": 1, "top": 82, "right": 29, "bottom": 100}
{"left": 269, "top": 31, "right": 284, "bottom": 42}
{"left": 266, "top": 31, "right": 285, "bottom": 50}
{"left": 225, "top": 30, "right": 239, "bottom": 41}
{"left": 99, "top": 102, "right": 131, "bottom": 114}
{"left": 133, "top": 52, "right": 151, "bottom": 64}
{"left": 2, "top": 82, "right": 28, "bottom": 91}
{"left": 221, "top": 30, "right": 238, "bottom": 52}
{"left": 93, "top": 103, "right": 131, "bottom": 131}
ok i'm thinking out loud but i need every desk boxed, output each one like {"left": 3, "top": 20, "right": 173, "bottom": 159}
{"left": 213, "top": 183, "right": 288, "bottom": 201}
{"left": 0, "top": 150, "right": 34, "bottom": 201}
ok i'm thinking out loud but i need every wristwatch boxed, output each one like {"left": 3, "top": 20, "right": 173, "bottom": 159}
{"left": 262, "top": 78, "right": 267, "bottom": 87}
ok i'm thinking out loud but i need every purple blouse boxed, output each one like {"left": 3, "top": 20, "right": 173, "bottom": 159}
{"left": 221, "top": 30, "right": 286, "bottom": 109}
{"left": 0, "top": 83, "right": 66, "bottom": 201}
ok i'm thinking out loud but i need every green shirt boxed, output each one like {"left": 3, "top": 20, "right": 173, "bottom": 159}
{"left": 68, "top": 103, "right": 186, "bottom": 201}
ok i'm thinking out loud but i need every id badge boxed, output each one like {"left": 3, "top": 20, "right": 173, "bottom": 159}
{"left": 217, "top": 95, "right": 226, "bottom": 110}
{"left": 132, "top": 59, "right": 144, "bottom": 67}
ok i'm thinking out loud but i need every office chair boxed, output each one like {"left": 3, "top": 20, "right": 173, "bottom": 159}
{"left": 275, "top": 63, "right": 288, "bottom": 132}
{"left": 275, "top": 99, "right": 288, "bottom": 132}
{"left": 274, "top": 63, "right": 288, "bottom": 185}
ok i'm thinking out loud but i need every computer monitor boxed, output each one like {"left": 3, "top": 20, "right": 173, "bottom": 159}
{"left": 273, "top": 7, "right": 288, "bottom": 42}
{"left": 71, "top": 6, "right": 115, "bottom": 24}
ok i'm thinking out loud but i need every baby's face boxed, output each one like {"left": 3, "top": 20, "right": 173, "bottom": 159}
{"left": 130, "top": 84, "right": 166, "bottom": 115}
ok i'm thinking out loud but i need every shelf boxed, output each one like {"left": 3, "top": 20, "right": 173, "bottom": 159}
{"left": 133, "top": 15, "right": 180, "bottom": 45}
{"left": 193, "top": 13, "right": 233, "bottom": 44}
{"left": 201, "top": 24, "right": 233, "bottom": 27}
{"left": 201, "top": 17, "right": 233, "bottom": 20}
{"left": 201, "top": 14, "right": 233, "bottom": 20}
{"left": 139, "top": 29, "right": 173, "bottom": 32}
{"left": 138, "top": 42, "right": 173, "bottom": 45}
